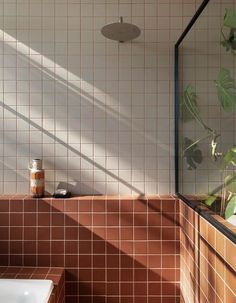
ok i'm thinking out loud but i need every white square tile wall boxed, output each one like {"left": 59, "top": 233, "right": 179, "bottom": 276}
{"left": 0, "top": 0, "right": 195, "bottom": 195}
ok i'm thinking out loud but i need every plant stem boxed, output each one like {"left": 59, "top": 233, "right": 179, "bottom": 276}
{"left": 182, "top": 133, "right": 211, "bottom": 154}
{"left": 221, "top": 27, "right": 236, "bottom": 58}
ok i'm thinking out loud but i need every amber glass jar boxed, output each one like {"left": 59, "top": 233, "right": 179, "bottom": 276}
{"left": 29, "top": 159, "right": 45, "bottom": 198}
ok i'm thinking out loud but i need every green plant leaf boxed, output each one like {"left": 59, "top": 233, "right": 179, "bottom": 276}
{"left": 228, "top": 29, "right": 236, "bottom": 50}
{"left": 225, "top": 196, "right": 236, "bottom": 219}
{"left": 214, "top": 68, "right": 236, "bottom": 112}
{"left": 183, "top": 137, "right": 203, "bottom": 170}
{"left": 221, "top": 39, "right": 231, "bottom": 52}
{"left": 204, "top": 196, "right": 217, "bottom": 207}
{"left": 222, "top": 145, "right": 236, "bottom": 168}
{"left": 221, "top": 28, "right": 236, "bottom": 57}
{"left": 225, "top": 175, "right": 236, "bottom": 193}
{"left": 223, "top": 9, "right": 236, "bottom": 28}
{"left": 181, "top": 85, "right": 211, "bottom": 131}
{"left": 181, "top": 87, "right": 198, "bottom": 122}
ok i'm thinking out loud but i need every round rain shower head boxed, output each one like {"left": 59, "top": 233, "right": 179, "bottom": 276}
{"left": 101, "top": 17, "right": 141, "bottom": 43}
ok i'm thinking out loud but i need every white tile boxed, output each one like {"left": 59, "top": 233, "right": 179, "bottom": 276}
{"left": 0, "top": 0, "right": 192, "bottom": 195}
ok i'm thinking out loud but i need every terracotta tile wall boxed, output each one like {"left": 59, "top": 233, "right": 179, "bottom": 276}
{"left": 0, "top": 196, "right": 180, "bottom": 303}
{"left": 179, "top": 200, "right": 236, "bottom": 303}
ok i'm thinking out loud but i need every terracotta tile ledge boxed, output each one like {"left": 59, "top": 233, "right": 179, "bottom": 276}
{"left": 179, "top": 196, "right": 236, "bottom": 241}
{"left": 0, "top": 266, "right": 65, "bottom": 302}
{"left": 0, "top": 194, "right": 177, "bottom": 200}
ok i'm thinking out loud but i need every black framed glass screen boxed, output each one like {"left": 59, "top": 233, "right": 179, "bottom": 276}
{"left": 175, "top": 0, "right": 236, "bottom": 243}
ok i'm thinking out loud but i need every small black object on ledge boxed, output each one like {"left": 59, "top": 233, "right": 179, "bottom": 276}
{"left": 53, "top": 189, "right": 71, "bottom": 199}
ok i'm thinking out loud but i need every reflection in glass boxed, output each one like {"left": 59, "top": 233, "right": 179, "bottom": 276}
{"left": 178, "top": 1, "right": 236, "bottom": 226}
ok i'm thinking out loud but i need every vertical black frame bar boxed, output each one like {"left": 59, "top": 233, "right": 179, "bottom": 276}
{"left": 174, "top": 0, "right": 210, "bottom": 194}
{"left": 174, "top": 0, "right": 236, "bottom": 244}
{"left": 174, "top": 44, "right": 179, "bottom": 194}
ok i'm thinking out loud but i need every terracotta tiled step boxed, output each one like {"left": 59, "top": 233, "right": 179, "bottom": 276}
{"left": 0, "top": 266, "right": 65, "bottom": 303}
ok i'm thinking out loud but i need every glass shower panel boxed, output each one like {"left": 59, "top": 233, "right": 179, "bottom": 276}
{"left": 178, "top": 0, "right": 236, "bottom": 221}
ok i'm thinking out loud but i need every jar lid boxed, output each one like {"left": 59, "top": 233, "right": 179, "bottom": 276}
{"left": 31, "top": 159, "right": 42, "bottom": 169}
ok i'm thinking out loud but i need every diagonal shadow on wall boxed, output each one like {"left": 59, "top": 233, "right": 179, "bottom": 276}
{"left": 0, "top": 101, "right": 145, "bottom": 196}
{"left": 0, "top": 198, "right": 180, "bottom": 303}
{"left": 0, "top": 33, "right": 170, "bottom": 195}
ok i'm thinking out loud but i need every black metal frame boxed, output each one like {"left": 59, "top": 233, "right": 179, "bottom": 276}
{"left": 174, "top": 0, "right": 236, "bottom": 244}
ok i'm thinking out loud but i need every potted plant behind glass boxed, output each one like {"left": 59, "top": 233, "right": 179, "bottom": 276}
{"left": 181, "top": 8, "right": 236, "bottom": 224}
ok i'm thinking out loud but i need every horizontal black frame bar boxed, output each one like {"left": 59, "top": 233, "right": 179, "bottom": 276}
{"left": 177, "top": 193, "right": 236, "bottom": 244}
